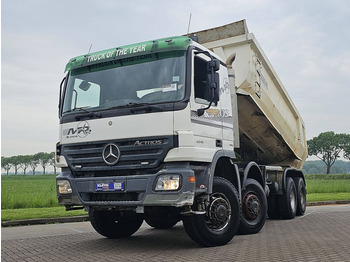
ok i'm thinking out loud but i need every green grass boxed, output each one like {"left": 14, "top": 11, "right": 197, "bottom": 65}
{"left": 305, "top": 178, "right": 350, "bottom": 194}
{"left": 304, "top": 174, "right": 350, "bottom": 202}
{"left": 1, "top": 174, "right": 87, "bottom": 222}
{"left": 1, "top": 174, "right": 59, "bottom": 209}
{"left": 306, "top": 193, "right": 350, "bottom": 202}
{"left": 1, "top": 207, "right": 86, "bottom": 221}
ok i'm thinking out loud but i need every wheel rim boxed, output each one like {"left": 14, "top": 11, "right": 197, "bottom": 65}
{"left": 206, "top": 193, "right": 231, "bottom": 231}
{"left": 300, "top": 184, "right": 306, "bottom": 209}
{"left": 243, "top": 193, "right": 261, "bottom": 221}
{"left": 290, "top": 186, "right": 296, "bottom": 213}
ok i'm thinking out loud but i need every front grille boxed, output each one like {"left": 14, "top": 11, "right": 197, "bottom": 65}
{"left": 62, "top": 135, "right": 177, "bottom": 177}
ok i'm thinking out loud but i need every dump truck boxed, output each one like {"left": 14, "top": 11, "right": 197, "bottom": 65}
{"left": 56, "top": 20, "right": 307, "bottom": 247}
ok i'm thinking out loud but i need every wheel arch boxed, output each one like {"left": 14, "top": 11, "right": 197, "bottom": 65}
{"left": 236, "top": 161, "right": 265, "bottom": 191}
{"left": 282, "top": 167, "right": 305, "bottom": 193}
{"left": 208, "top": 151, "right": 241, "bottom": 199}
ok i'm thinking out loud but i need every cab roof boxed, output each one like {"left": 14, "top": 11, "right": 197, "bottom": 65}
{"left": 65, "top": 36, "right": 192, "bottom": 72}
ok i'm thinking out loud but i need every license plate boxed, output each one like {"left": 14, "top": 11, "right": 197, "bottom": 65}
{"left": 95, "top": 182, "right": 125, "bottom": 192}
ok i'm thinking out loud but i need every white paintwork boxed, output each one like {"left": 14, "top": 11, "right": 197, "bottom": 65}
{"left": 60, "top": 112, "right": 174, "bottom": 144}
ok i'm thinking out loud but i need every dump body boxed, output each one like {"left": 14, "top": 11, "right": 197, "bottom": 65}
{"left": 189, "top": 20, "right": 307, "bottom": 169}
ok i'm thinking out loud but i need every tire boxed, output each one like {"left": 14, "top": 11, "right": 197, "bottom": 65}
{"left": 89, "top": 209, "right": 143, "bottom": 238}
{"left": 182, "top": 177, "right": 241, "bottom": 247}
{"left": 279, "top": 177, "right": 297, "bottom": 219}
{"left": 239, "top": 179, "right": 267, "bottom": 234}
{"left": 293, "top": 177, "right": 307, "bottom": 216}
{"left": 145, "top": 217, "right": 179, "bottom": 229}
{"left": 267, "top": 194, "right": 280, "bottom": 219}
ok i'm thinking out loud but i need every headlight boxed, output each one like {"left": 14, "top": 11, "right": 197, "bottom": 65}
{"left": 57, "top": 180, "right": 72, "bottom": 194}
{"left": 155, "top": 175, "right": 181, "bottom": 191}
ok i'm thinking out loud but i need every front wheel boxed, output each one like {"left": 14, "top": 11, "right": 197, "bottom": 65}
{"left": 239, "top": 179, "right": 267, "bottom": 234}
{"left": 182, "top": 177, "right": 241, "bottom": 247}
{"left": 89, "top": 209, "right": 143, "bottom": 238}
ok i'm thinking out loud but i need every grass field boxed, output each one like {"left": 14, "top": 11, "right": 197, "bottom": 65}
{"left": 304, "top": 174, "right": 350, "bottom": 202}
{"left": 1, "top": 174, "right": 87, "bottom": 221}
{"left": 1, "top": 174, "right": 59, "bottom": 209}
{"left": 1, "top": 173, "right": 350, "bottom": 221}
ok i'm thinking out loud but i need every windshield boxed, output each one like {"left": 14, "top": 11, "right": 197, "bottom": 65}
{"left": 62, "top": 51, "right": 186, "bottom": 114}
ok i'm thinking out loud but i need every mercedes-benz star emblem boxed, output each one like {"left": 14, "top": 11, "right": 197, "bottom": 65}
{"left": 102, "top": 143, "right": 120, "bottom": 165}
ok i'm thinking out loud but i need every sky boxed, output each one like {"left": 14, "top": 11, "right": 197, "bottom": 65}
{"left": 2, "top": 0, "right": 350, "bottom": 158}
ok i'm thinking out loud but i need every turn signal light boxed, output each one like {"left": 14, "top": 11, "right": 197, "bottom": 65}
{"left": 188, "top": 176, "right": 195, "bottom": 183}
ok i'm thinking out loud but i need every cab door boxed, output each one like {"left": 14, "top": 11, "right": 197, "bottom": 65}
{"left": 190, "top": 51, "right": 225, "bottom": 157}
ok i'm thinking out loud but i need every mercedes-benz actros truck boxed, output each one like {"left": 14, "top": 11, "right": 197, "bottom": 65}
{"left": 56, "top": 20, "right": 307, "bottom": 247}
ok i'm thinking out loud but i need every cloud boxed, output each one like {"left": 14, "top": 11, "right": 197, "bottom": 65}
{"left": 2, "top": 0, "right": 350, "bottom": 157}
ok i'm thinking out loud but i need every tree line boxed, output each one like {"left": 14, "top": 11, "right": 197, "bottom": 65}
{"left": 303, "top": 160, "right": 350, "bottom": 174}
{"left": 1, "top": 152, "right": 56, "bottom": 175}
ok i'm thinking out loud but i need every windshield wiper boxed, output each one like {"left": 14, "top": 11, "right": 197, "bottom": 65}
{"left": 70, "top": 106, "right": 103, "bottom": 120}
{"left": 111, "top": 102, "right": 148, "bottom": 108}
{"left": 110, "top": 102, "right": 164, "bottom": 113}
{"left": 129, "top": 103, "right": 164, "bottom": 113}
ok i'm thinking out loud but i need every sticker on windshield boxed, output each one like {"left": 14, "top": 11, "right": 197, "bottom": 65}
{"left": 173, "top": 76, "right": 180, "bottom": 82}
{"left": 162, "top": 83, "right": 177, "bottom": 92}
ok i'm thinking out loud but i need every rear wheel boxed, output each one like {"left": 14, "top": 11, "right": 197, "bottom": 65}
{"left": 89, "top": 209, "right": 143, "bottom": 238}
{"left": 239, "top": 179, "right": 267, "bottom": 234}
{"left": 294, "top": 177, "right": 307, "bottom": 216}
{"left": 279, "top": 177, "right": 297, "bottom": 219}
{"left": 182, "top": 177, "right": 241, "bottom": 247}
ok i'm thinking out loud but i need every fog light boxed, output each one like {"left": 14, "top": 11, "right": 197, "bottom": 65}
{"left": 155, "top": 175, "right": 180, "bottom": 191}
{"left": 57, "top": 180, "right": 72, "bottom": 194}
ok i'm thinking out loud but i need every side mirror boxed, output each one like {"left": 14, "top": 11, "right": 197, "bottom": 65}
{"left": 206, "top": 72, "right": 220, "bottom": 103}
{"left": 206, "top": 58, "right": 220, "bottom": 103}
{"left": 195, "top": 52, "right": 221, "bottom": 116}
{"left": 207, "top": 59, "right": 220, "bottom": 72}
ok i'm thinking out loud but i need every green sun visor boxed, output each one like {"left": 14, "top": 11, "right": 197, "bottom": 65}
{"left": 65, "top": 36, "right": 192, "bottom": 72}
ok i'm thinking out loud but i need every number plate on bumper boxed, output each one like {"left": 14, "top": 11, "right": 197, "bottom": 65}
{"left": 95, "top": 182, "right": 125, "bottom": 192}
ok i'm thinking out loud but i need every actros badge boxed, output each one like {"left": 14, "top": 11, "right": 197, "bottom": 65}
{"left": 102, "top": 143, "right": 120, "bottom": 165}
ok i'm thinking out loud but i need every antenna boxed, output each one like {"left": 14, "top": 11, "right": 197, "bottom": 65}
{"left": 187, "top": 13, "right": 192, "bottom": 36}
{"left": 88, "top": 44, "right": 93, "bottom": 54}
